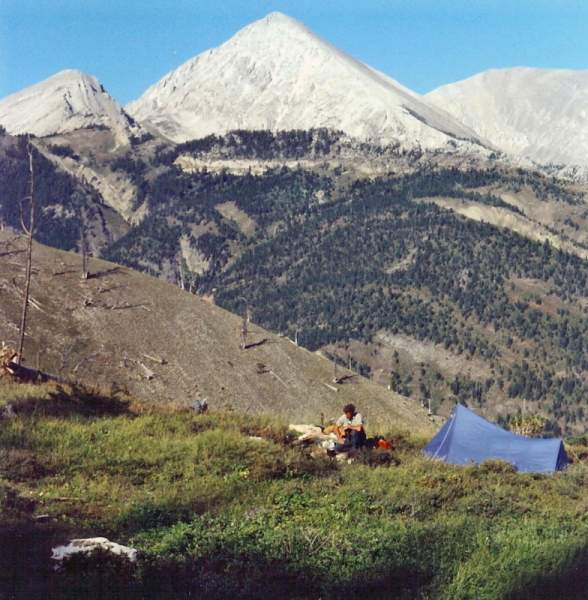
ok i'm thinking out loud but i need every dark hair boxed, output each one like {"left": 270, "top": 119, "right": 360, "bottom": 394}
{"left": 343, "top": 403, "right": 356, "bottom": 414}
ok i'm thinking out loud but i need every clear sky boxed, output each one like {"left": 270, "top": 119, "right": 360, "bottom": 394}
{"left": 1, "top": 0, "right": 587, "bottom": 104}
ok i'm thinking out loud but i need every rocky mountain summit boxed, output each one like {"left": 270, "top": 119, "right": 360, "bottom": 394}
{"left": 126, "top": 12, "right": 486, "bottom": 151}
{"left": 0, "top": 69, "right": 140, "bottom": 138}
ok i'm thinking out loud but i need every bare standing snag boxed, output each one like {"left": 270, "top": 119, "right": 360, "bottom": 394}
{"left": 16, "top": 137, "right": 37, "bottom": 366}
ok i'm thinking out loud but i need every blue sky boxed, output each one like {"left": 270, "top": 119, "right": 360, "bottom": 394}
{"left": 1, "top": 0, "right": 587, "bottom": 104}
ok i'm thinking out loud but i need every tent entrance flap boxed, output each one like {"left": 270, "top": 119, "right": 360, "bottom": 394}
{"left": 423, "top": 405, "right": 569, "bottom": 473}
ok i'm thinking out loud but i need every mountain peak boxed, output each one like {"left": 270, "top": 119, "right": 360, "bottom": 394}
{"left": 261, "top": 11, "right": 302, "bottom": 25}
{"left": 426, "top": 67, "right": 588, "bottom": 168}
{"left": 52, "top": 68, "right": 90, "bottom": 80}
{"left": 227, "top": 10, "right": 334, "bottom": 56}
{"left": 244, "top": 11, "right": 313, "bottom": 34}
{"left": 127, "top": 14, "right": 484, "bottom": 149}
{"left": 0, "top": 69, "right": 138, "bottom": 137}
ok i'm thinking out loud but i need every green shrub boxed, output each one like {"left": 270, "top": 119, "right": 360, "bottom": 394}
{"left": 0, "top": 479, "right": 35, "bottom": 523}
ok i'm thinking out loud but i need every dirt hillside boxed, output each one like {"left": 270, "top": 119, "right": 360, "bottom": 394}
{"left": 0, "top": 231, "right": 434, "bottom": 433}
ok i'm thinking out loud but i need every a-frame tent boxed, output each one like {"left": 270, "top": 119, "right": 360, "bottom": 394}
{"left": 424, "top": 404, "right": 568, "bottom": 473}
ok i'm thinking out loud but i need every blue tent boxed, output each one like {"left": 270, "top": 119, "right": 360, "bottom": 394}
{"left": 424, "top": 405, "right": 568, "bottom": 473}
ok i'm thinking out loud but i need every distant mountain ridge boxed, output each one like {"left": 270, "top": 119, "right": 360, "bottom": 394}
{"left": 427, "top": 67, "right": 588, "bottom": 170}
{"left": 1, "top": 14, "right": 587, "bottom": 177}
{"left": 125, "top": 12, "right": 487, "bottom": 151}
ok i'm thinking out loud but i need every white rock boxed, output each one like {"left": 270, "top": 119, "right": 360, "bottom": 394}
{"left": 426, "top": 67, "right": 588, "bottom": 170}
{"left": 0, "top": 70, "right": 140, "bottom": 137}
{"left": 127, "top": 12, "right": 485, "bottom": 152}
{"left": 51, "top": 537, "right": 138, "bottom": 566}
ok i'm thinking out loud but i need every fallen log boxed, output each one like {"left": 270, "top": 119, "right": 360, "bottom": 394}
{"left": 8, "top": 283, "right": 46, "bottom": 312}
{"left": 0, "top": 343, "right": 61, "bottom": 382}
{"left": 1, "top": 361, "right": 59, "bottom": 383}
{"left": 142, "top": 353, "right": 167, "bottom": 365}
{"left": 270, "top": 370, "right": 288, "bottom": 387}
{"left": 139, "top": 362, "right": 155, "bottom": 380}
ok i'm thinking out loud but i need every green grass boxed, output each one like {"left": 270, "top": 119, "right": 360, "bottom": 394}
{"left": 1, "top": 381, "right": 587, "bottom": 599}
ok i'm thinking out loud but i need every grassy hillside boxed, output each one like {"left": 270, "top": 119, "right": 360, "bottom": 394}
{"left": 0, "top": 230, "right": 431, "bottom": 432}
{"left": 1, "top": 382, "right": 587, "bottom": 599}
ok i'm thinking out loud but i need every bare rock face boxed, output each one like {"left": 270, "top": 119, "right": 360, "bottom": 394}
{"left": 427, "top": 67, "right": 588, "bottom": 171}
{"left": 127, "top": 12, "right": 486, "bottom": 152}
{"left": 0, "top": 70, "right": 140, "bottom": 138}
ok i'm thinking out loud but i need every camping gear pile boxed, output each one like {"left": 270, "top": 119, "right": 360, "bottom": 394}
{"left": 290, "top": 424, "right": 339, "bottom": 452}
{"left": 289, "top": 424, "right": 395, "bottom": 464}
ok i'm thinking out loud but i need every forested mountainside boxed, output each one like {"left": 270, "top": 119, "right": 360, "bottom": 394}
{"left": 214, "top": 179, "right": 588, "bottom": 432}
{"left": 1, "top": 128, "right": 587, "bottom": 432}
{"left": 0, "top": 133, "right": 128, "bottom": 252}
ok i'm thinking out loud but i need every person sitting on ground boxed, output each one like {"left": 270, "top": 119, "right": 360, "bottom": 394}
{"left": 334, "top": 403, "right": 366, "bottom": 452}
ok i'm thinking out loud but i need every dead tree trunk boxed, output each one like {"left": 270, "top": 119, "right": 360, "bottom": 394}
{"left": 177, "top": 252, "right": 186, "bottom": 291}
{"left": 240, "top": 300, "right": 250, "bottom": 350}
{"left": 79, "top": 207, "right": 89, "bottom": 280}
{"left": 16, "top": 139, "right": 37, "bottom": 366}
